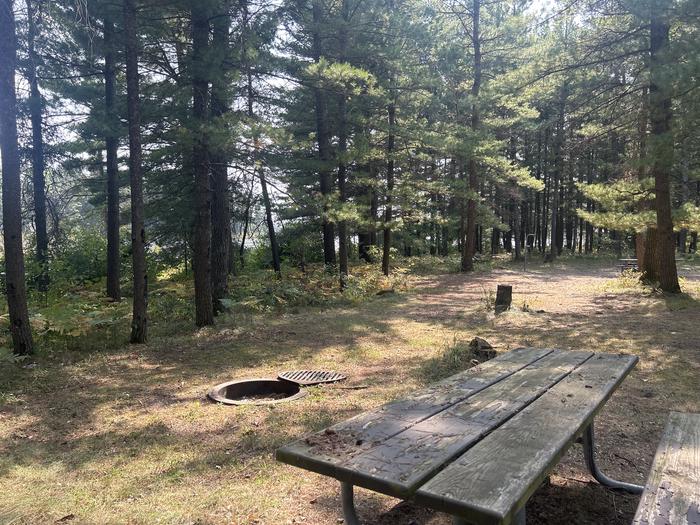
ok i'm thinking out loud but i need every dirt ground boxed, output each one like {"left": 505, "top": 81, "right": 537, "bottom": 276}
{"left": 1, "top": 259, "right": 699, "bottom": 524}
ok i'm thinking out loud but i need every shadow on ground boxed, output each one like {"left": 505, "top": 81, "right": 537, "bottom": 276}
{"left": 1, "top": 259, "right": 698, "bottom": 523}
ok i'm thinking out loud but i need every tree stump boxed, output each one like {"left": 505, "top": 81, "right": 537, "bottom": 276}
{"left": 495, "top": 285, "right": 512, "bottom": 314}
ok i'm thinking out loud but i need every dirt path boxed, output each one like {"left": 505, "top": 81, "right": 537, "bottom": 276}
{"left": 1, "top": 260, "right": 698, "bottom": 524}
{"left": 282, "top": 261, "right": 700, "bottom": 525}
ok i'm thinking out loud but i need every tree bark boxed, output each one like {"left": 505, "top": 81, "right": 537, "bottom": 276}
{"left": 636, "top": 87, "right": 653, "bottom": 275}
{"left": 242, "top": 0, "right": 279, "bottom": 275}
{"left": 104, "top": 12, "right": 121, "bottom": 301}
{"left": 513, "top": 200, "right": 521, "bottom": 260}
{"left": 210, "top": 0, "right": 232, "bottom": 309}
{"left": 541, "top": 129, "right": 550, "bottom": 252}
{"left": 337, "top": 0, "right": 350, "bottom": 288}
{"left": 461, "top": 0, "right": 480, "bottom": 272}
{"left": 124, "top": 0, "right": 148, "bottom": 342}
{"left": 382, "top": 101, "right": 396, "bottom": 276}
{"left": 25, "top": 0, "right": 49, "bottom": 292}
{"left": 678, "top": 170, "right": 689, "bottom": 253}
{"left": 238, "top": 178, "right": 255, "bottom": 268}
{"left": 649, "top": 5, "right": 679, "bottom": 292}
{"left": 358, "top": 161, "right": 378, "bottom": 261}
{"left": 549, "top": 86, "right": 567, "bottom": 260}
{"left": 311, "top": 0, "right": 335, "bottom": 267}
{"left": 0, "top": 0, "right": 34, "bottom": 355}
{"left": 191, "top": 3, "right": 214, "bottom": 325}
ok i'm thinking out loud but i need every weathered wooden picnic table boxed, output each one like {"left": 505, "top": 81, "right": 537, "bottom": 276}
{"left": 617, "top": 258, "right": 686, "bottom": 273}
{"left": 276, "top": 348, "right": 642, "bottom": 524}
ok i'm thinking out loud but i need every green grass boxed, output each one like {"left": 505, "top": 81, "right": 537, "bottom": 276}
{"left": 1, "top": 256, "right": 699, "bottom": 524}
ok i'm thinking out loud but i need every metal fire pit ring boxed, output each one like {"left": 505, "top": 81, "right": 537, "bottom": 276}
{"left": 208, "top": 378, "right": 307, "bottom": 406}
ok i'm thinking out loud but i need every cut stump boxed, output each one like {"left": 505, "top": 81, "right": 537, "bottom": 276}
{"left": 495, "top": 285, "right": 512, "bottom": 314}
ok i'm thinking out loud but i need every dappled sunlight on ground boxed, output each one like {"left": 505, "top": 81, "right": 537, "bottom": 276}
{"left": 1, "top": 259, "right": 699, "bottom": 524}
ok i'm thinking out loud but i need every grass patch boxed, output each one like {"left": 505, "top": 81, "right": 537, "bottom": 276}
{"left": 1, "top": 258, "right": 699, "bottom": 524}
{"left": 417, "top": 337, "right": 479, "bottom": 383}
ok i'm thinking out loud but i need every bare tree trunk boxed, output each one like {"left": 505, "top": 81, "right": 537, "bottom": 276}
{"left": 104, "top": 12, "right": 121, "bottom": 301}
{"left": 259, "top": 168, "right": 280, "bottom": 273}
{"left": 124, "top": 0, "right": 148, "bottom": 342}
{"left": 541, "top": 130, "right": 550, "bottom": 252}
{"left": 311, "top": 0, "right": 335, "bottom": 267}
{"left": 549, "top": 86, "right": 567, "bottom": 260}
{"left": 370, "top": 170, "right": 379, "bottom": 248}
{"left": 25, "top": 0, "right": 49, "bottom": 292}
{"left": 238, "top": 178, "right": 254, "bottom": 268}
{"left": 461, "top": 0, "right": 480, "bottom": 272}
{"left": 241, "top": 0, "right": 279, "bottom": 275}
{"left": 649, "top": 6, "right": 679, "bottom": 292}
{"left": 210, "top": 0, "right": 232, "bottom": 310}
{"left": 357, "top": 165, "right": 373, "bottom": 262}
{"left": 636, "top": 87, "right": 652, "bottom": 275}
{"left": 678, "top": 169, "right": 689, "bottom": 253}
{"left": 191, "top": 3, "right": 214, "bottom": 325}
{"left": 1, "top": 0, "right": 34, "bottom": 355}
{"left": 382, "top": 101, "right": 396, "bottom": 276}
{"left": 337, "top": 0, "right": 349, "bottom": 288}
{"left": 513, "top": 201, "right": 521, "bottom": 261}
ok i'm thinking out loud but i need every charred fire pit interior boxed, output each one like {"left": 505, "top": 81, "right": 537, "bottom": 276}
{"left": 207, "top": 378, "right": 307, "bottom": 406}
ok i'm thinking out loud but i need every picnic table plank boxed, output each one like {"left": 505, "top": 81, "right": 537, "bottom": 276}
{"left": 276, "top": 347, "right": 552, "bottom": 478}
{"left": 415, "top": 353, "right": 638, "bottom": 524}
{"left": 633, "top": 412, "right": 700, "bottom": 525}
{"left": 339, "top": 350, "right": 594, "bottom": 497}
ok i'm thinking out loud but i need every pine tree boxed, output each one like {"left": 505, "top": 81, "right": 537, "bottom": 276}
{"left": 124, "top": 0, "right": 148, "bottom": 342}
{"left": 104, "top": 9, "right": 121, "bottom": 301}
{"left": 191, "top": 1, "right": 214, "bottom": 326}
{"left": 0, "top": 0, "right": 34, "bottom": 355}
{"left": 24, "top": 0, "right": 49, "bottom": 291}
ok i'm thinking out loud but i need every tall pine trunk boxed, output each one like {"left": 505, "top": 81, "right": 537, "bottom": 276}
{"left": 649, "top": 4, "right": 679, "bottom": 292}
{"left": 124, "top": 0, "right": 148, "bottom": 342}
{"left": 210, "top": 0, "right": 232, "bottom": 309}
{"left": 311, "top": 0, "right": 335, "bottom": 267}
{"left": 191, "top": 3, "right": 214, "bottom": 325}
{"left": 242, "top": 0, "right": 280, "bottom": 275}
{"left": 336, "top": 0, "right": 350, "bottom": 288}
{"left": 104, "top": 12, "right": 121, "bottom": 301}
{"left": 1, "top": 0, "right": 33, "bottom": 355}
{"left": 382, "top": 101, "right": 396, "bottom": 276}
{"left": 548, "top": 86, "right": 567, "bottom": 259}
{"left": 238, "top": 178, "right": 255, "bottom": 268}
{"left": 461, "top": 0, "right": 480, "bottom": 272}
{"left": 25, "top": 0, "right": 48, "bottom": 291}
{"left": 636, "top": 87, "right": 652, "bottom": 274}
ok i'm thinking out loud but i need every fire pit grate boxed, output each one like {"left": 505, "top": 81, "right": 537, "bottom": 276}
{"left": 278, "top": 370, "right": 346, "bottom": 386}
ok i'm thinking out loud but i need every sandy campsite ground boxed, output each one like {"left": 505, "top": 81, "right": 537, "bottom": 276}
{"left": 1, "top": 258, "right": 699, "bottom": 524}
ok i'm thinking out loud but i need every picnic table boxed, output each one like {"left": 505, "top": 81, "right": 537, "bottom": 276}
{"left": 617, "top": 257, "right": 687, "bottom": 273}
{"left": 276, "top": 348, "right": 642, "bottom": 524}
{"left": 617, "top": 259, "right": 639, "bottom": 273}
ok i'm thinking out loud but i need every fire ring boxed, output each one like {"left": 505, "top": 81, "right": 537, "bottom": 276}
{"left": 207, "top": 378, "right": 307, "bottom": 406}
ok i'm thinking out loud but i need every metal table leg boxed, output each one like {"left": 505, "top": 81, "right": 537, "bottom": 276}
{"left": 341, "top": 482, "right": 361, "bottom": 525}
{"left": 582, "top": 421, "right": 644, "bottom": 494}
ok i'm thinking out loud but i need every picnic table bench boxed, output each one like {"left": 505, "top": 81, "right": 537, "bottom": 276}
{"left": 276, "top": 348, "right": 643, "bottom": 524}
{"left": 618, "top": 258, "right": 639, "bottom": 272}
{"left": 617, "top": 258, "right": 686, "bottom": 273}
{"left": 633, "top": 411, "right": 700, "bottom": 525}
